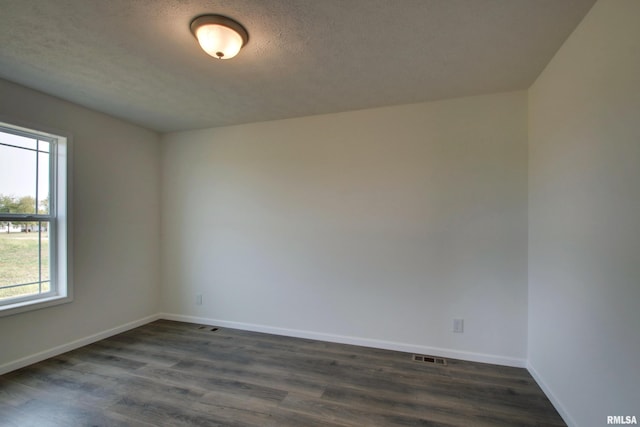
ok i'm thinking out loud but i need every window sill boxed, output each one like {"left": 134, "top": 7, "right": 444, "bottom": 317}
{"left": 0, "top": 294, "right": 73, "bottom": 317}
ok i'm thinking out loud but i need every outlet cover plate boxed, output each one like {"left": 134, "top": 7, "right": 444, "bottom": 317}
{"left": 453, "top": 318, "right": 464, "bottom": 333}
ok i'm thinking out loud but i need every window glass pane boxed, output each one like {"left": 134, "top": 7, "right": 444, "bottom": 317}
{"left": 0, "top": 131, "right": 37, "bottom": 150}
{"left": 0, "top": 221, "right": 50, "bottom": 301}
{"left": 38, "top": 151, "right": 50, "bottom": 214}
{"left": 39, "top": 140, "right": 50, "bottom": 153}
{"left": 0, "top": 144, "right": 37, "bottom": 213}
{"left": 40, "top": 222, "right": 51, "bottom": 283}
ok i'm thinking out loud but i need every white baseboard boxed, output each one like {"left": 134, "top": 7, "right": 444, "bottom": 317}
{"left": 159, "top": 313, "right": 527, "bottom": 368}
{"left": 0, "top": 312, "right": 527, "bottom": 376}
{"left": 0, "top": 313, "right": 160, "bottom": 375}
{"left": 527, "top": 361, "right": 576, "bottom": 427}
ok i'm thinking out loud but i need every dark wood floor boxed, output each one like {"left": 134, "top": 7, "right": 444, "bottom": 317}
{"left": 0, "top": 320, "right": 565, "bottom": 426}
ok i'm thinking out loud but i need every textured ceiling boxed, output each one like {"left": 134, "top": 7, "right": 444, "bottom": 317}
{"left": 0, "top": 0, "right": 595, "bottom": 133}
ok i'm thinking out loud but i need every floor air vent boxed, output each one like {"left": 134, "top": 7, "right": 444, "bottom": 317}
{"left": 412, "top": 354, "right": 447, "bottom": 366}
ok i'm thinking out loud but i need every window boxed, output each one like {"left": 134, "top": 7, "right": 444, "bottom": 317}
{"left": 0, "top": 119, "right": 72, "bottom": 316}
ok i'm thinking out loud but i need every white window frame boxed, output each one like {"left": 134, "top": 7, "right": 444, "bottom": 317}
{"left": 0, "top": 118, "right": 73, "bottom": 316}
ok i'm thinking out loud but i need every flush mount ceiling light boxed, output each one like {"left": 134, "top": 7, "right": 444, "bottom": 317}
{"left": 190, "top": 14, "right": 249, "bottom": 60}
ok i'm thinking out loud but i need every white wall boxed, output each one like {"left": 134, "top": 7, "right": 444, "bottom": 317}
{"left": 0, "top": 79, "right": 161, "bottom": 368}
{"left": 161, "top": 91, "right": 528, "bottom": 365}
{"left": 528, "top": 1, "right": 640, "bottom": 425}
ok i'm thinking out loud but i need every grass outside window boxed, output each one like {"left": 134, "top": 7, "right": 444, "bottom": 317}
{"left": 0, "top": 231, "right": 50, "bottom": 300}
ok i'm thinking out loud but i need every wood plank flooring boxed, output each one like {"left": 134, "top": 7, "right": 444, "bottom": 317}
{"left": 0, "top": 320, "right": 565, "bottom": 426}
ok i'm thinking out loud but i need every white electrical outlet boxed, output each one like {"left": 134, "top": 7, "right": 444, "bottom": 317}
{"left": 453, "top": 318, "right": 464, "bottom": 333}
{"left": 196, "top": 294, "right": 203, "bottom": 305}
